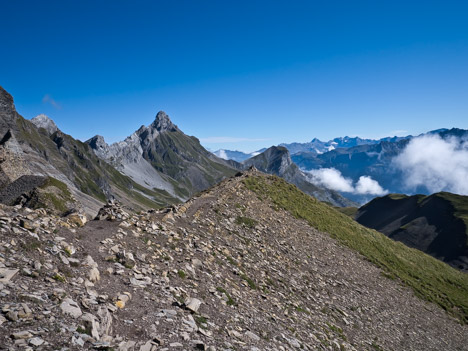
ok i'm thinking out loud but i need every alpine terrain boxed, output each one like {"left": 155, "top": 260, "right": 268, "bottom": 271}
{"left": 0, "top": 170, "right": 467, "bottom": 350}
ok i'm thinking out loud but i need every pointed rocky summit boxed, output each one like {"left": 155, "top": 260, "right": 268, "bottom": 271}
{"left": 151, "top": 111, "right": 178, "bottom": 132}
{"left": 31, "top": 114, "right": 59, "bottom": 135}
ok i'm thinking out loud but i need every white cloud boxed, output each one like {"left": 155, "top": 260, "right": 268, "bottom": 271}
{"left": 393, "top": 134, "right": 468, "bottom": 195}
{"left": 200, "top": 136, "right": 269, "bottom": 143}
{"left": 306, "top": 168, "right": 354, "bottom": 192}
{"left": 306, "top": 168, "right": 388, "bottom": 196}
{"left": 355, "top": 176, "right": 387, "bottom": 196}
{"left": 218, "top": 149, "right": 228, "bottom": 160}
{"left": 42, "top": 94, "right": 62, "bottom": 109}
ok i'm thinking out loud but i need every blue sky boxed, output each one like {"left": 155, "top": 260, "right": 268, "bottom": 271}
{"left": 1, "top": 1, "right": 467, "bottom": 152}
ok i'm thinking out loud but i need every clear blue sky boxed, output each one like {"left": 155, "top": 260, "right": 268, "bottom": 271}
{"left": 1, "top": 1, "right": 467, "bottom": 152}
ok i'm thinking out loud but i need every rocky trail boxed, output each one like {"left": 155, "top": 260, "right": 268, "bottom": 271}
{"left": 0, "top": 172, "right": 467, "bottom": 350}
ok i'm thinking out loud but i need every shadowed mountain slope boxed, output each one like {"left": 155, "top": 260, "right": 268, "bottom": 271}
{"left": 355, "top": 192, "right": 468, "bottom": 271}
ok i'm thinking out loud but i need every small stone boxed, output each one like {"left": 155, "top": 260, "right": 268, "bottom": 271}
{"left": 29, "top": 337, "right": 44, "bottom": 346}
{"left": 60, "top": 298, "right": 82, "bottom": 318}
{"left": 12, "top": 331, "right": 33, "bottom": 339}
{"left": 185, "top": 298, "right": 202, "bottom": 313}
{"left": 6, "top": 310, "right": 19, "bottom": 321}
{"left": 139, "top": 341, "right": 153, "bottom": 351}
{"left": 89, "top": 267, "right": 100, "bottom": 282}
{"left": 245, "top": 331, "right": 260, "bottom": 341}
{"left": 0, "top": 268, "right": 19, "bottom": 283}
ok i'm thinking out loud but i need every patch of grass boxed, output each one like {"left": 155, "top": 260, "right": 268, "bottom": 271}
{"left": 194, "top": 315, "right": 207, "bottom": 327}
{"left": 76, "top": 325, "right": 91, "bottom": 336}
{"left": 335, "top": 206, "right": 358, "bottom": 217}
{"left": 216, "top": 287, "right": 236, "bottom": 306}
{"left": 52, "top": 273, "right": 66, "bottom": 282}
{"left": 240, "top": 273, "right": 256, "bottom": 289}
{"left": 177, "top": 269, "right": 187, "bottom": 279}
{"left": 21, "top": 239, "right": 41, "bottom": 251}
{"left": 225, "top": 255, "right": 238, "bottom": 266}
{"left": 235, "top": 216, "right": 257, "bottom": 228}
{"left": 244, "top": 175, "right": 468, "bottom": 324}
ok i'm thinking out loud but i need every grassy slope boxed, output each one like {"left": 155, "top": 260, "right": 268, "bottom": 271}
{"left": 244, "top": 175, "right": 468, "bottom": 324}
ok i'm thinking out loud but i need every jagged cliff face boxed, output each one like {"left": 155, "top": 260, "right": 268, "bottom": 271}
{"left": 243, "top": 146, "right": 357, "bottom": 207}
{"left": 0, "top": 86, "right": 183, "bottom": 215}
{"left": 0, "top": 86, "right": 19, "bottom": 134}
{"left": 86, "top": 111, "right": 237, "bottom": 200}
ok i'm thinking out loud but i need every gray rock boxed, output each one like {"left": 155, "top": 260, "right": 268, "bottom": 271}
{"left": 29, "top": 337, "right": 45, "bottom": 346}
{"left": 60, "top": 298, "right": 82, "bottom": 318}
{"left": 81, "top": 312, "right": 101, "bottom": 340}
{"left": 11, "top": 330, "right": 33, "bottom": 339}
{"left": 0, "top": 268, "right": 19, "bottom": 283}
{"left": 245, "top": 331, "right": 260, "bottom": 341}
{"left": 185, "top": 297, "right": 202, "bottom": 313}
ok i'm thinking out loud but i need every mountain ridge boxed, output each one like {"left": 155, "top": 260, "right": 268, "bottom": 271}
{"left": 355, "top": 191, "right": 468, "bottom": 271}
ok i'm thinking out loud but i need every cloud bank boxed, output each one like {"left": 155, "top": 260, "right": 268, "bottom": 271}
{"left": 306, "top": 168, "right": 387, "bottom": 196}
{"left": 393, "top": 134, "right": 468, "bottom": 195}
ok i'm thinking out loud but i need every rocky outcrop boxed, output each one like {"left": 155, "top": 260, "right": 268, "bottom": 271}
{"left": 0, "top": 130, "right": 31, "bottom": 188}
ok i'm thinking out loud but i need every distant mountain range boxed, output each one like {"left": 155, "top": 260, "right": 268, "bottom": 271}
{"left": 0, "top": 86, "right": 237, "bottom": 215}
{"left": 280, "top": 135, "right": 411, "bottom": 155}
{"left": 0, "top": 85, "right": 358, "bottom": 215}
{"left": 213, "top": 149, "right": 265, "bottom": 162}
{"left": 215, "top": 128, "right": 468, "bottom": 203}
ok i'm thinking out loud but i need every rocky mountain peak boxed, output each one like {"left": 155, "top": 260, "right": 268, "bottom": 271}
{"left": 0, "top": 86, "right": 15, "bottom": 113}
{"left": 31, "top": 114, "right": 59, "bottom": 135}
{"left": 0, "top": 87, "right": 18, "bottom": 135}
{"left": 86, "top": 135, "right": 108, "bottom": 150}
{"left": 151, "top": 111, "right": 177, "bottom": 132}
{"left": 85, "top": 135, "right": 110, "bottom": 159}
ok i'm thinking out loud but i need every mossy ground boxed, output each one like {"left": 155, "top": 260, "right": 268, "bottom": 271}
{"left": 244, "top": 175, "right": 468, "bottom": 324}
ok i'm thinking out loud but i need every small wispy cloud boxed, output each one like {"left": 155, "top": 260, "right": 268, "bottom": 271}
{"left": 200, "top": 136, "right": 270, "bottom": 143}
{"left": 42, "top": 94, "right": 62, "bottom": 109}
